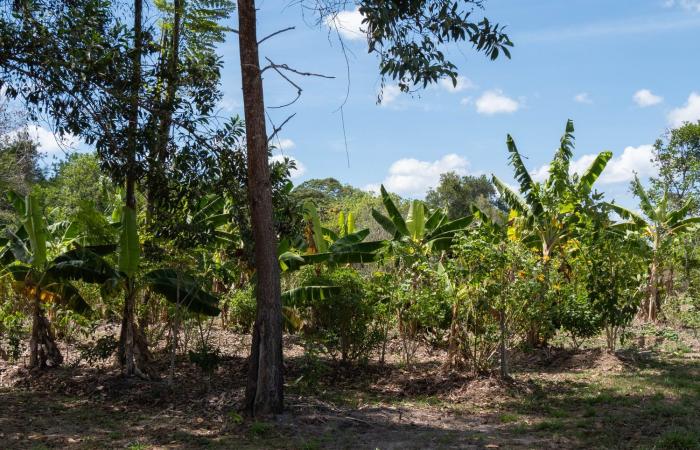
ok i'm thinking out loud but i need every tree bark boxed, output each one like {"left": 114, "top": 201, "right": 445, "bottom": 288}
{"left": 116, "top": 0, "right": 155, "bottom": 379}
{"left": 118, "top": 282, "right": 156, "bottom": 378}
{"left": 28, "top": 289, "right": 62, "bottom": 370}
{"left": 237, "top": 0, "right": 284, "bottom": 416}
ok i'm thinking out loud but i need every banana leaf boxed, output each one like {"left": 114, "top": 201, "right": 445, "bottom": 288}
{"left": 281, "top": 285, "right": 342, "bottom": 306}
{"left": 48, "top": 248, "right": 120, "bottom": 284}
{"left": 144, "top": 268, "right": 220, "bottom": 316}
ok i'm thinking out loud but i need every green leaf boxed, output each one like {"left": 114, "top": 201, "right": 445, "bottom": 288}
{"left": 118, "top": 206, "right": 140, "bottom": 277}
{"left": 3, "top": 228, "right": 31, "bottom": 264}
{"left": 669, "top": 217, "right": 700, "bottom": 234}
{"left": 303, "top": 201, "right": 328, "bottom": 253}
{"left": 371, "top": 208, "right": 397, "bottom": 236}
{"left": 604, "top": 202, "right": 647, "bottom": 226}
{"left": 25, "top": 194, "right": 47, "bottom": 268}
{"left": 379, "top": 185, "right": 410, "bottom": 237}
{"left": 406, "top": 200, "right": 426, "bottom": 240}
{"left": 424, "top": 207, "right": 447, "bottom": 232}
{"left": 492, "top": 176, "right": 530, "bottom": 216}
{"left": 48, "top": 248, "right": 120, "bottom": 284}
{"left": 578, "top": 151, "right": 612, "bottom": 194}
{"left": 144, "top": 268, "right": 220, "bottom": 316}
{"left": 281, "top": 286, "right": 341, "bottom": 305}
{"left": 505, "top": 135, "right": 543, "bottom": 216}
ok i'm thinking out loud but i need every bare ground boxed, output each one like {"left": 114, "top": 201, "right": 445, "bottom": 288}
{"left": 1, "top": 328, "right": 699, "bottom": 449}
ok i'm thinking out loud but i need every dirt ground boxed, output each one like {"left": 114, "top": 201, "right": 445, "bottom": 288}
{"left": 1, "top": 328, "right": 699, "bottom": 449}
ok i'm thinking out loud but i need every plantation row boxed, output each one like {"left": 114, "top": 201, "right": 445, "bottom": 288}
{"left": 2, "top": 120, "right": 698, "bottom": 380}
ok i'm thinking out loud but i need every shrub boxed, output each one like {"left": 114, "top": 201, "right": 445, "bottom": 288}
{"left": 223, "top": 287, "right": 256, "bottom": 333}
{"left": 291, "top": 267, "right": 382, "bottom": 363}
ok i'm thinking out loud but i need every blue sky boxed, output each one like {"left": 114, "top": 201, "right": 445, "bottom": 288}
{"left": 24, "top": 0, "right": 700, "bottom": 208}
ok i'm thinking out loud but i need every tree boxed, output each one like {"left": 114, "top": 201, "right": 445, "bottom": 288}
{"left": 650, "top": 121, "right": 700, "bottom": 210}
{"left": 1, "top": 0, "right": 233, "bottom": 376}
{"left": 492, "top": 120, "right": 612, "bottom": 345}
{"left": 425, "top": 172, "right": 499, "bottom": 220}
{"left": 0, "top": 191, "right": 117, "bottom": 369}
{"left": 235, "top": 0, "right": 512, "bottom": 415}
{"left": 606, "top": 177, "right": 700, "bottom": 322}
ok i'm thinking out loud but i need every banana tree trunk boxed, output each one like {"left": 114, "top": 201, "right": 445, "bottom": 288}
{"left": 29, "top": 289, "right": 62, "bottom": 369}
{"left": 238, "top": 0, "right": 284, "bottom": 416}
{"left": 118, "top": 281, "right": 156, "bottom": 378}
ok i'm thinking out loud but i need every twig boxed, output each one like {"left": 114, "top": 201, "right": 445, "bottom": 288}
{"left": 258, "top": 26, "right": 295, "bottom": 45}
{"left": 261, "top": 59, "right": 335, "bottom": 79}
{"left": 267, "top": 113, "right": 296, "bottom": 143}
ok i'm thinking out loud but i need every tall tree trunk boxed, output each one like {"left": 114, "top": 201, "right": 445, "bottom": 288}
{"left": 117, "top": 0, "right": 155, "bottom": 379}
{"left": 237, "top": 0, "right": 284, "bottom": 416}
{"left": 28, "top": 288, "right": 62, "bottom": 369}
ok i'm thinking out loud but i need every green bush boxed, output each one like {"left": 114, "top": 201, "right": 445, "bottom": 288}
{"left": 291, "top": 267, "right": 382, "bottom": 363}
{"left": 223, "top": 287, "right": 256, "bottom": 333}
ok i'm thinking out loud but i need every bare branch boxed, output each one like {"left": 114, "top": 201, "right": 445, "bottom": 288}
{"left": 258, "top": 26, "right": 295, "bottom": 45}
{"left": 261, "top": 58, "right": 335, "bottom": 79}
{"left": 267, "top": 113, "right": 296, "bottom": 143}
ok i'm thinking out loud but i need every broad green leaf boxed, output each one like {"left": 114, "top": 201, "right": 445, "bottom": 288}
{"left": 303, "top": 201, "right": 328, "bottom": 253}
{"left": 578, "top": 151, "right": 612, "bottom": 194}
{"left": 48, "top": 248, "right": 120, "bottom": 284}
{"left": 118, "top": 206, "right": 140, "bottom": 277}
{"left": 492, "top": 176, "right": 530, "bottom": 216}
{"left": 371, "top": 208, "right": 397, "bottom": 237}
{"left": 25, "top": 194, "right": 47, "bottom": 268}
{"left": 406, "top": 200, "right": 426, "bottom": 240}
{"left": 379, "top": 185, "right": 409, "bottom": 237}
{"left": 144, "top": 268, "right": 220, "bottom": 316}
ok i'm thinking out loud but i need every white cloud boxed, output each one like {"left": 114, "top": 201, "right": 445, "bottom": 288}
{"left": 475, "top": 90, "right": 520, "bottom": 115}
{"left": 668, "top": 92, "right": 700, "bottom": 127}
{"left": 374, "top": 153, "right": 470, "bottom": 197}
{"left": 275, "top": 138, "right": 295, "bottom": 151}
{"left": 665, "top": 0, "right": 700, "bottom": 12}
{"left": 460, "top": 97, "right": 473, "bottom": 105}
{"left": 380, "top": 84, "right": 402, "bottom": 106}
{"left": 325, "top": 8, "right": 365, "bottom": 41}
{"left": 439, "top": 76, "right": 475, "bottom": 93}
{"left": 4, "top": 125, "right": 78, "bottom": 156}
{"left": 633, "top": 89, "right": 663, "bottom": 107}
{"left": 363, "top": 183, "right": 381, "bottom": 194}
{"left": 574, "top": 92, "right": 593, "bottom": 104}
{"left": 270, "top": 154, "right": 306, "bottom": 179}
{"left": 532, "top": 145, "right": 656, "bottom": 184}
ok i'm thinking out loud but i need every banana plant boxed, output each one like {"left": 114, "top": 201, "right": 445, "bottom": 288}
{"left": 605, "top": 176, "right": 700, "bottom": 321}
{"left": 280, "top": 201, "right": 387, "bottom": 271}
{"left": 492, "top": 120, "right": 612, "bottom": 260}
{"left": 1, "top": 191, "right": 118, "bottom": 369}
{"left": 371, "top": 185, "right": 473, "bottom": 253}
{"left": 115, "top": 200, "right": 222, "bottom": 378}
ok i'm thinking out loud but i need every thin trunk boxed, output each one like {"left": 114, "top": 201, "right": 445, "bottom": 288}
{"left": 28, "top": 287, "right": 62, "bottom": 369}
{"left": 118, "top": 283, "right": 156, "bottom": 378}
{"left": 499, "top": 309, "right": 509, "bottom": 379}
{"left": 238, "top": 0, "right": 284, "bottom": 416}
{"left": 117, "top": 0, "right": 155, "bottom": 379}
{"left": 647, "top": 234, "right": 660, "bottom": 322}
{"left": 444, "top": 300, "right": 460, "bottom": 370}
